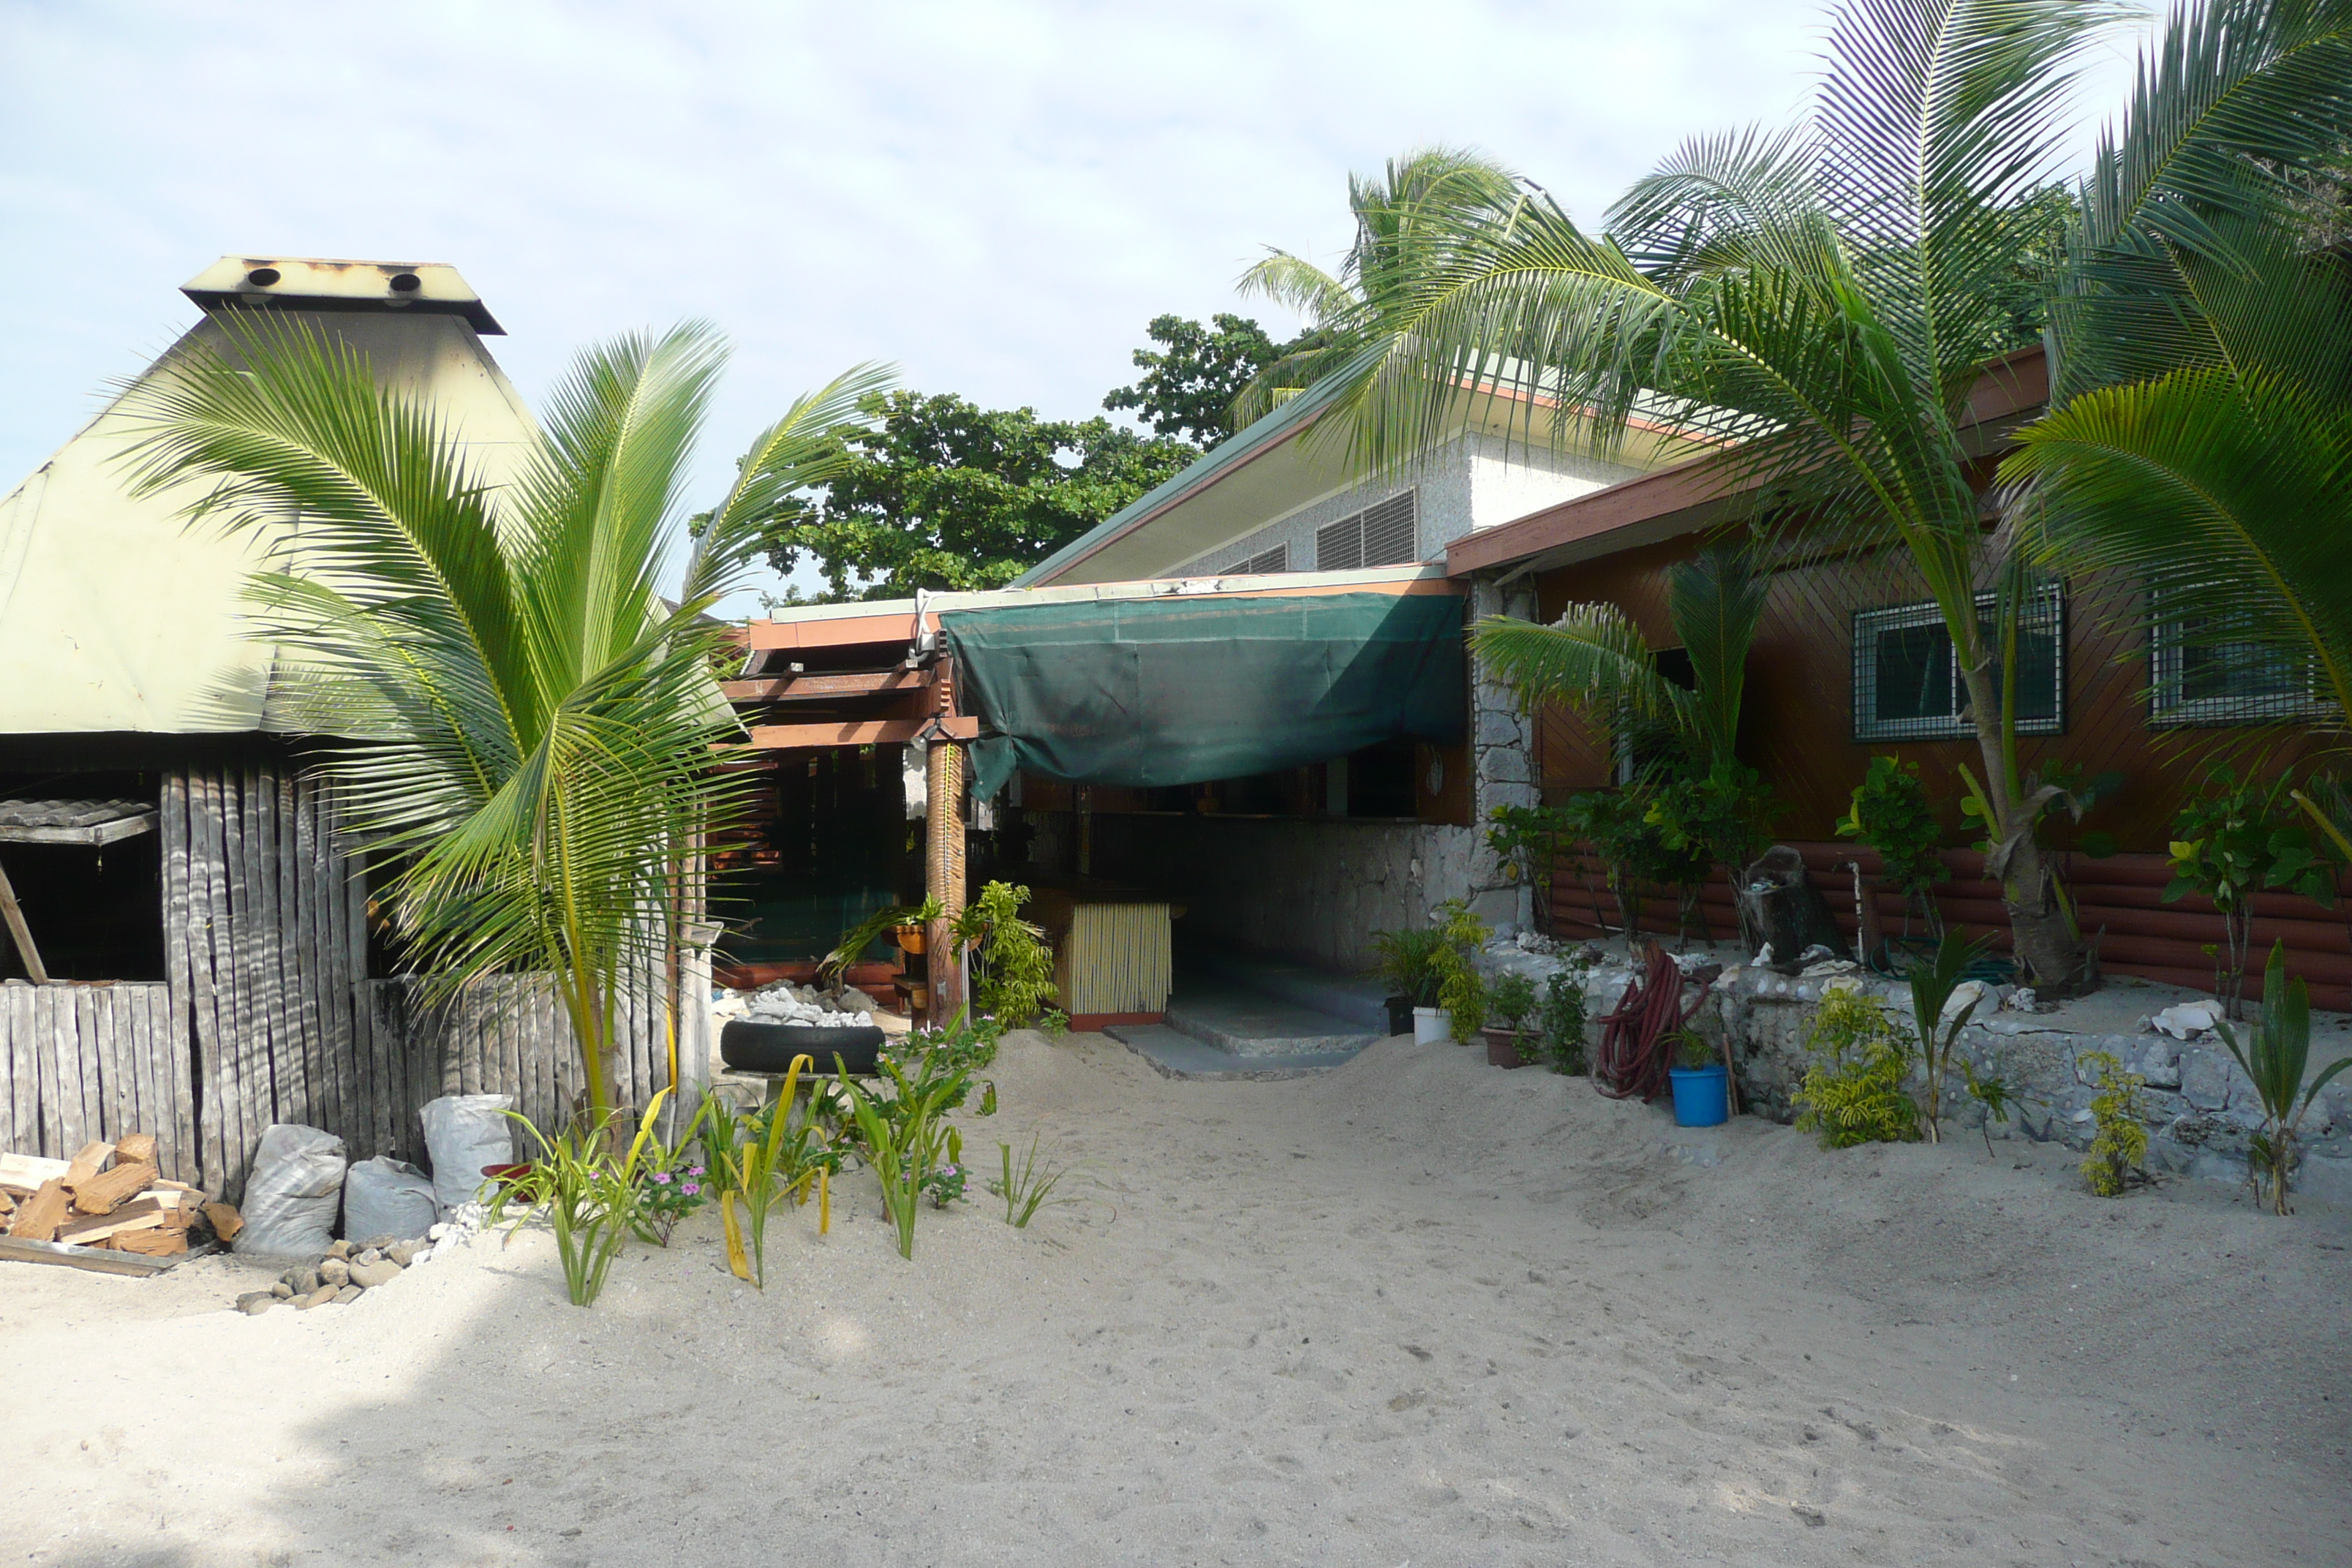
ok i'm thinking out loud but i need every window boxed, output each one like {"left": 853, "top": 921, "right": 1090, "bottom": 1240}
{"left": 1852, "top": 584, "right": 2065, "bottom": 741}
{"left": 1314, "top": 490, "right": 1418, "bottom": 570}
{"left": 1227, "top": 543, "right": 1288, "bottom": 575}
{"left": 2149, "top": 598, "right": 2327, "bottom": 727}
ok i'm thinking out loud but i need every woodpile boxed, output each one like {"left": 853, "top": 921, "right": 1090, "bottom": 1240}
{"left": 1, "top": 1137, "right": 240, "bottom": 1260}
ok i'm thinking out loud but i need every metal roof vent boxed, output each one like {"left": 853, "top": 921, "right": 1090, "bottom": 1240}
{"left": 181, "top": 256, "right": 504, "bottom": 334}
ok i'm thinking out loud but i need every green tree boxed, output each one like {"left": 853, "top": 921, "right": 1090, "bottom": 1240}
{"left": 2003, "top": 0, "right": 2352, "bottom": 739}
{"left": 124, "top": 317, "right": 885, "bottom": 1120}
{"left": 1103, "top": 313, "right": 1313, "bottom": 445}
{"left": 760, "top": 391, "right": 1195, "bottom": 601}
{"left": 1284, "top": 1, "right": 2156, "bottom": 994}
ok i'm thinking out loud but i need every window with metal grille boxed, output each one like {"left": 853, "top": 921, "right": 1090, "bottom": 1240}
{"left": 2149, "top": 593, "right": 2327, "bottom": 727}
{"left": 1313, "top": 489, "right": 1418, "bottom": 570}
{"left": 1227, "top": 543, "right": 1289, "bottom": 574}
{"left": 1852, "top": 584, "right": 2065, "bottom": 741}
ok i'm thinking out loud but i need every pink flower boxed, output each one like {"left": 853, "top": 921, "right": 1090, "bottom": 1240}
{"left": 681, "top": 1182, "right": 701, "bottom": 1196}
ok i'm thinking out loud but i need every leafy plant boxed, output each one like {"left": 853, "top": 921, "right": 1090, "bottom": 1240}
{"left": 2166, "top": 766, "right": 2342, "bottom": 1019}
{"left": 121, "top": 317, "right": 888, "bottom": 1122}
{"left": 1557, "top": 788, "right": 1669, "bottom": 954}
{"left": 704, "top": 1055, "right": 840, "bottom": 1288}
{"left": 824, "top": 895, "right": 943, "bottom": 985}
{"left": 491, "top": 1088, "right": 674, "bottom": 1308}
{"left": 834, "top": 1016, "right": 998, "bottom": 1259}
{"left": 2216, "top": 941, "right": 2352, "bottom": 1215}
{"left": 954, "top": 881, "right": 1058, "bottom": 1028}
{"left": 1959, "top": 1052, "right": 2031, "bottom": 1158}
{"left": 1485, "top": 804, "right": 1572, "bottom": 921}
{"left": 1670, "top": 1028, "right": 1719, "bottom": 1071}
{"left": 1539, "top": 970, "right": 1589, "bottom": 1075}
{"left": 1836, "top": 756, "right": 1949, "bottom": 938}
{"left": 629, "top": 1127, "right": 710, "bottom": 1247}
{"left": 1439, "top": 963, "right": 1488, "bottom": 1043}
{"left": 1905, "top": 932, "right": 1991, "bottom": 1142}
{"left": 1371, "top": 924, "right": 1449, "bottom": 1006}
{"left": 2076, "top": 1049, "right": 2149, "bottom": 1198}
{"left": 1489, "top": 972, "right": 1538, "bottom": 1033}
{"left": 990, "top": 1134, "right": 1072, "bottom": 1228}
{"left": 1793, "top": 990, "right": 1920, "bottom": 1150}
{"left": 1428, "top": 899, "right": 1492, "bottom": 1041}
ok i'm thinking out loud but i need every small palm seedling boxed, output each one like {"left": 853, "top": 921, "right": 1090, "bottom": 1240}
{"left": 706, "top": 1055, "right": 837, "bottom": 1287}
{"left": 2216, "top": 943, "right": 2352, "bottom": 1216}
{"left": 492, "top": 1088, "right": 673, "bottom": 1308}
{"left": 990, "top": 1134, "right": 1072, "bottom": 1228}
{"left": 1959, "top": 1056, "right": 2024, "bottom": 1158}
{"left": 1906, "top": 932, "right": 1990, "bottom": 1142}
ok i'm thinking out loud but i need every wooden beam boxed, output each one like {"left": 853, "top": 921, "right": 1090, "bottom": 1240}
{"left": 0, "top": 856, "right": 47, "bottom": 984}
{"left": 720, "top": 668, "right": 923, "bottom": 702}
{"left": 745, "top": 612, "right": 919, "bottom": 652}
{"left": 0, "top": 813, "right": 157, "bottom": 847}
{"left": 744, "top": 715, "right": 979, "bottom": 750}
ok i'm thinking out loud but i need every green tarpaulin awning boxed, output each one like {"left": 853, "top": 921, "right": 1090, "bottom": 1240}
{"left": 942, "top": 591, "right": 1466, "bottom": 799}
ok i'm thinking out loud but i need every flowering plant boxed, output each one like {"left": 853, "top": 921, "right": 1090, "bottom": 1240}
{"left": 921, "top": 1159, "right": 968, "bottom": 1209}
{"left": 632, "top": 1144, "right": 709, "bottom": 1246}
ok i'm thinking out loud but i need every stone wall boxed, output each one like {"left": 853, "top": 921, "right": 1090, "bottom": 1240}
{"left": 1480, "top": 941, "right": 2352, "bottom": 1205}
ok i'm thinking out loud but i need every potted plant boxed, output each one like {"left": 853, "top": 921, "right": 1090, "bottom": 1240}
{"left": 1483, "top": 972, "right": 1539, "bottom": 1067}
{"left": 1371, "top": 926, "right": 1445, "bottom": 1038}
{"left": 1666, "top": 1029, "right": 1730, "bottom": 1127}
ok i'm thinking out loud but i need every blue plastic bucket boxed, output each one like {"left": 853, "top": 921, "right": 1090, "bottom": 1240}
{"left": 1668, "top": 1063, "right": 1729, "bottom": 1127}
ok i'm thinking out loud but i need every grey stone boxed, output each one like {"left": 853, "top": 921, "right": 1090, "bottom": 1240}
{"left": 386, "top": 1239, "right": 428, "bottom": 1267}
{"left": 355, "top": 1247, "right": 383, "bottom": 1266}
{"left": 326, "top": 1239, "right": 352, "bottom": 1260}
{"left": 269, "top": 1281, "right": 293, "bottom": 1300}
{"left": 2138, "top": 1040, "right": 2182, "bottom": 1088}
{"left": 1477, "top": 747, "right": 1529, "bottom": 783}
{"left": 333, "top": 1285, "right": 363, "bottom": 1304}
{"left": 1474, "top": 707, "right": 1524, "bottom": 747}
{"left": 236, "top": 1292, "right": 277, "bottom": 1315}
{"left": 279, "top": 1266, "right": 321, "bottom": 1295}
{"left": 317, "top": 1257, "right": 350, "bottom": 1287}
{"left": 359, "top": 1234, "right": 399, "bottom": 1251}
{"left": 347, "top": 1259, "right": 403, "bottom": 1289}
{"left": 2181, "top": 1049, "right": 2234, "bottom": 1110}
{"left": 295, "top": 1285, "right": 338, "bottom": 1310}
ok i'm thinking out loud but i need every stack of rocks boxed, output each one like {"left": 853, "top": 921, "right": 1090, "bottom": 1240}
{"left": 232, "top": 1207, "right": 481, "bottom": 1314}
{"left": 742, "top": 982, "right": 877, "bottom": 1029}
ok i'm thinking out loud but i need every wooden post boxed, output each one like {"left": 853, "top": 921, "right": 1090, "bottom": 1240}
{"left": 925, "top": 657, "right": 968, "bottom": 1019}
{"left": 0, "top": 856, "right": 48, "bottom": 985}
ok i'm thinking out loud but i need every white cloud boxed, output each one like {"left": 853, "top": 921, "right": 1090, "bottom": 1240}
{"left": 0, "top": 0, "right": 2145, "bottom": 611}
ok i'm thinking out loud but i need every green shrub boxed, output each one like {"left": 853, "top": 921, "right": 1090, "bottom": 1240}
{"left": 1539, "top": 970, "right": 1588, "bottom": 1074}
{"left": 1836, "top": 755, "right": 1948, "bottom": 937}
{"left": 1793, "top": 990, "right": 1920, "bottom": 1148}
{"left": 2076, "top": 1049, "right": 2149, "bottom": 1197}
{"left": 954, "top": 881, "right": 1058, "bottom": 1028}
{"left": 491, "top": 1089, "right": 674, "bottom": 1307}
{"left": 1489, "top": 971, "right": 1538, "bottom": 1031}
{"left": 2216, "top": 942, "right": 2352, "bottom": 1215}
{"left": 1371, "top": 925, "right": 1447, "bottom": 1006}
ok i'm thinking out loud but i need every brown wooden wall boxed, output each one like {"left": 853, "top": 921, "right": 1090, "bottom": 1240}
{"left": 1532, "top": 538, "right": 2323, "bottom": 851}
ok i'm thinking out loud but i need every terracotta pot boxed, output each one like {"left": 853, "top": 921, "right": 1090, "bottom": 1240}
{"left": 1483, "top": 1027, "right": 1534, "bottom": 1068}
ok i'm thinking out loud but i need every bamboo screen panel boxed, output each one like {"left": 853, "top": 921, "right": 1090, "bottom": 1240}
{"left": 1050, "top": 902, "right": 1173, "bottom": 1017}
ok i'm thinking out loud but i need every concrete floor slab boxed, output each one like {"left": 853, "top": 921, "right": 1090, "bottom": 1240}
{"left": 1103, "top": 1023, "right": 1368, "bottom": 1080}
{"left": 1162, "top": 973, "right": 1383, "bottom": 1058}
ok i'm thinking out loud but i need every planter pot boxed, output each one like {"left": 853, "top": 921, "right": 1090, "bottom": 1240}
{"left": 894, "top": 924, "right": 927, "bottom": 955}
{"left": 1411, "top": 1006, "right": 1454, "bottom": 1047}
{"left": 720, "top": 1020, "right": 886, "bottom": 1077}
{"left": 1668, "top": 1063, "right": 1730, "bottom": 1127}
{"left": 1384, "top": 994, "right": 1415, "bottom": 1037}
{"left": 1483, "top": 1028, "right": 1534, "bottom": 1068}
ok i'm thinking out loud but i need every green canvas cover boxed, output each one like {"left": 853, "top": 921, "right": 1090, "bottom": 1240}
{"left": 943, "top": 591, "right": 1466, "bottom": 799}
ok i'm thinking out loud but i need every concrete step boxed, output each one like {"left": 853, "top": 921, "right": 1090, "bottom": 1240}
{"left": 1176, "top": 946, "right": 1394, "bottom": 1034}
{"left": 1104, "top": 1023, "right": 1363, "bottom": 1081}
{"left": 1159, "top": 973, "right": 1383, "bottom": 1058}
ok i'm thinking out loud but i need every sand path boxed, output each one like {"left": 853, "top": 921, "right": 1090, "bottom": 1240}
{"left": 4, "top": 1030, "right": 2348, "bottom": 1566}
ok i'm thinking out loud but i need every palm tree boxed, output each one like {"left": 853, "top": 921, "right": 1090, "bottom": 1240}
{"left": 1281, "top": 0, "right": 2160, "bottom": 993}
{"left": 122, "top": 317, "right": 887, "bottom": 1120}
{"left": 2002, "top": 1, "right": 2352, "bottom": 747}
{"left": 1231, "top": 146, "right": 1526, "bottom": 427}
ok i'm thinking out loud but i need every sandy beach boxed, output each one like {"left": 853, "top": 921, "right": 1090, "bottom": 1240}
{"left": 4, "top": 1028, "right": 2348, "bottom": 1567}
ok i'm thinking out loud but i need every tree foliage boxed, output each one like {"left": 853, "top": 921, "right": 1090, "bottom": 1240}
{"left": 758, "top": 391, "right": 1195, "bottom": 602}
{"left": 1102, "top": 312, "right": 1315, "bottom": 445}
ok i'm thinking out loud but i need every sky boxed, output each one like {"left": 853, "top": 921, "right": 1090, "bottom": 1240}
{"left": 1, "top": 1, "right": 2148, "bottom": 612}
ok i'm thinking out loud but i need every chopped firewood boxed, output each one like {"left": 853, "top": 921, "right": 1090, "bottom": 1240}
{"left": 201, "top": 1202, "right": 244, "bottom": 1242}
{"left": 0, "top": 1153, "right": 69, "bottom": 1193}
{"left": 0, "top": 1188, "right": 12, "bottom": 1218}
{"left": 160, "top": 1205, "right": 192, "bottom": 1231}
{"left": 67, "top": 1160, "right": 156, "bottom": 1215}
{"left": 107, "top": 1227, "right": 188, "bottom": 1258}
{"left": 113, "top": 1133, "right": 158, "bottom": 1166}
{"left": 62, "top": 1142, "right": 115, "bottom": 1187}
{"left": 6, "top": 1180, "right": 69, "bottom": 1241}
{"left": 58, "top": 1199, "right": 167, "bottom": 1246}
{"left": 152, "top": 1178, "right": 199, "bottom": 1194}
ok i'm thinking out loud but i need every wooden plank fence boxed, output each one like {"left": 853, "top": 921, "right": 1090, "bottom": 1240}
{"left": 0, "top": 762, "right": 679, "bottom": 1202}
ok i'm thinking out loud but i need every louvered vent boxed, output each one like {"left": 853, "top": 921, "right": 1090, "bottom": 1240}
{"left": 1229, "top": 543, "right": 1289, "bottom": 574}
{"left": 1313, "top": 489, "right": 1418, "bottom": 570}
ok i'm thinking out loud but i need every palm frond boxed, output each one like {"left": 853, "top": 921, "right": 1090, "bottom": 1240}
{"left": 1471, "top": 606, "right": 1695, "bottom": 750}
{"left": 1668, "top": 543, "right": 1771, "bottom": 761}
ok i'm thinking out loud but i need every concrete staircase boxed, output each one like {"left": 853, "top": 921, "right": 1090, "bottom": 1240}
{"left": 1105, "top": 947, "right": 1392, "bottom": 1080}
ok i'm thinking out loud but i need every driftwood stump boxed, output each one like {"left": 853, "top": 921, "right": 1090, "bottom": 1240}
{"left": 1737, "top": 846, "right": 1848, "bottom": 970}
